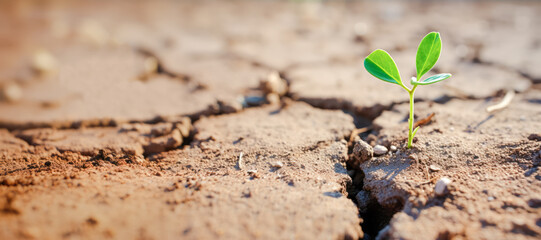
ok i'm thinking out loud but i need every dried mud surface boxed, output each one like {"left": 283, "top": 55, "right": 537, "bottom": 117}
{"left": 1, "top": 1, "right": 540, "bottom": 240}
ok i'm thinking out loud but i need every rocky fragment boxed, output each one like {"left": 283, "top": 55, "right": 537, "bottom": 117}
{"left": 143, "top": 128, "right": 183, "bottom": 154}
{"left": 352, "top": 139, "right": 373, "bottom": 166}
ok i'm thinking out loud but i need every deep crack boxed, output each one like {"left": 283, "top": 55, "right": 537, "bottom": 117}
{"left": 344, "top": 125, "right": 402, "bottom": 240}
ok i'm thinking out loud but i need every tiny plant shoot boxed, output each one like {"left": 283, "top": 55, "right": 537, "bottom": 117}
{"left": 364, "top": 32, "right": 451, "bottom": 148}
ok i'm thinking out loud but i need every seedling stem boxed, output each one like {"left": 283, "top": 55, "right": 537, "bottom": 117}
{"left": 399, "top": 81, "right": 418, "bottom": 148}
{"left": 407, "top": 85, "right": 418, "bottom": 148}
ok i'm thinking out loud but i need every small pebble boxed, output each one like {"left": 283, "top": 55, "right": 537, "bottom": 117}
{"left": 260, "top": 71, "right": 288, "bottom": 96}
{"left": 243, "top": 96, "right": 266, "bottom": 107}
{"left": 435, "top": 177, "right": 452, "bottom": 196}
{"left": 429, "top": 165, "right": 441, "bottom": 172}
{"left": 218, "top": 99, "right": 243, "bottom": 113}
{"left": 373, "top": 145, "right": 388, "bottom": 156}
{"left": 487, "top": 196, "right": 495, "bottom": 201}
{"left": 390, "top": 145, "right": 397, "bottom": 152}
{"left": 271, "top": 161, "right": 283, "bottom": 168}
{"left": 32, "top": 50, "right": 58, "bottom": 76}
{"left": 1, "top": 82, "right": 23, "bottom": 102}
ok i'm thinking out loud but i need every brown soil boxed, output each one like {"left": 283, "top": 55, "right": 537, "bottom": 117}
{"left": 1, "top": 1, "right": 540, "bottom": 240}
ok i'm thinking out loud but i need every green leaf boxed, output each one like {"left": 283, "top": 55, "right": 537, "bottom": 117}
{"left": 411, "top": 73, "right": 451, "bottom": 86}
{"left": 416, "top": 32, "right": 442, "bottom": 79}
{"left": 412, "top": 126, "right": 420, "bottom": 138}
{"left": 364, "top": 49, "right": 402, "bottom": 85}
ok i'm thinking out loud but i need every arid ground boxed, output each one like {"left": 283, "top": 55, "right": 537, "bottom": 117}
{"left": 0, "top": 1, "right": 540, "bottom": 239}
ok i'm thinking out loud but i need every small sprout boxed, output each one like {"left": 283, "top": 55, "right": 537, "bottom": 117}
{"left": 364, "top": 32, "right": 451, "bottom": 148}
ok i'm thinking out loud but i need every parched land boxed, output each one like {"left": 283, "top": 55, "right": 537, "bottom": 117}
{"left": 0, "top": 1, "right": 540, "bottom": 239}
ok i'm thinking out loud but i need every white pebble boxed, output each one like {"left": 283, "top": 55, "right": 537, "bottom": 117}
{"left": 271, "top": 161, "right": 283, "bottom": 168}
{"left": 1, "top": 82, "right": 23, "bottom": 102}
{"left": 373, "top": 145, "right": 388, "bottom": 155}
{"left": 261, "top": 71, "right": 287, "bottom": 96}
{"left": 429, "top": 165, "right": 441, "bottom": 172}
{"left": 435, "top": 177, "right": 452, "bottom": 196}
{"left": 32, "top": 50, "right": 58, "bottom": 76}
{"left": 390, "top": 145, "right": 397, "bottom": 152}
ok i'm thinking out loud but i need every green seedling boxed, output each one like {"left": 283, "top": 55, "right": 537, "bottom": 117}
{"left": 364, "top": 32, "right": 451, "bottom": 148}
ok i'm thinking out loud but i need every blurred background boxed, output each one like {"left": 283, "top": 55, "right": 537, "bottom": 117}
{"left": 0, "top": 0, "right": 539, "bottom": 128}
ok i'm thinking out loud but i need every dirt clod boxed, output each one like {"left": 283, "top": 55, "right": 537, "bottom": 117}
{"left": 528, "top": 133, "right": 541, "bottom": 141}
{"left": 352, "top": 139, "right": 373, "bottom": 166}
{"left": 143, "top": 129, "right": 183, "bottom": 154}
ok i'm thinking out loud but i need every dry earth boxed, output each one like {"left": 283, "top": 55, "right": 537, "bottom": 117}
{"left": 0, "top": 1, "right": 540, "bottom": 240}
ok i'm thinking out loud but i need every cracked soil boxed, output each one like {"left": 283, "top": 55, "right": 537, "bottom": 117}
{"left": 0, "top": 1, "right": 540, "bottom": 240}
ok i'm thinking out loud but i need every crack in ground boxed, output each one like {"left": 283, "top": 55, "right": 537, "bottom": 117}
{"left": 301, "top": 87, "right": 536, "bottom": 239}
{"left": 343, "top": 126, "right": 399, "bottom": 240}
{"left": 3, "top": 47, "right": 536, "bottom": 239}
{"left": 133, "top": 47, "right": 191, "bottom": 82}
